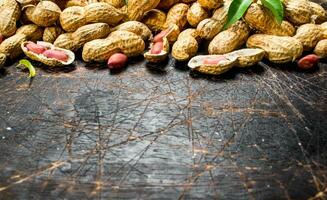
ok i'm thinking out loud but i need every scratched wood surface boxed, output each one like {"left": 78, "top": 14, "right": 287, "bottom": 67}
{"left": 0, "top": 55, "right": 326, "bottom": 199}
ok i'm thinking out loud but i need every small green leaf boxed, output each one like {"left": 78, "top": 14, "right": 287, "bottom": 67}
{"left": 18, "top": 59, "right": 36, "bottom": 78}
{"left": 261, "top": 0, "right": 284, "bottom": 24}
{"left": 224, "top": 0, "right": 253, "bottom": 29}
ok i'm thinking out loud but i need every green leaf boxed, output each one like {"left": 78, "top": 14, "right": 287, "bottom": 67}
{"left": 224, "top": 0, "right": 253, "bottom": 29}
{"left": 18, "top": 59, "right": 36, "bottom": 78}
{"left": 261, "top": 0, "right": 284, "bottom": 24}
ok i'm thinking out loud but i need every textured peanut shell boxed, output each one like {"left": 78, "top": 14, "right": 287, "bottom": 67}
{"left": 188, "top": 54, "right": 238, "bottom": 75}
{"left": 97, "top": 0, "right": 125, "bottom": 8}
{"left": 16, "top": 0, "right": 40, "bottom": 6}
{"left": 157, "top": 0, "right": 179, "bottom": 10}
{"left": 244, "top": 3, "right": 295, "bottom": 36}
{"left": 294, "top": 24, "right": 322, "bottom": 51}
{"left": 164, "top": 3, "right": 189, "bottom": 30}
{"left": 314, "top": 39, "right": 327, "bottom": 58}
{"left": 65, "top": 0, "right": 88, "bottom": 8}
{"left": 187, "top": 2, "right": 209, "bottom": 27}
{"left": 198, "top": 0, "right": 223, "bottom": 10}
{"left": 225, "top": 48, "right": 265, "bottom": 68}
{"left": 22, "top": 41, "right": 75, "bottom": 67}
{"left": 209, "top": 21, "right": 250, "bottom": 55}
{"left": 111, "top": 21, "right": 153, "bottom": 41}
{"left": 0, "top": 0, "right": 21, "bottom": 37}
{"left": 16, "top": 24, "right": 44, "bottom": 42}
{"left": 321, "top": 22, "right": 327, "bottom": 39}
{"left": 85, "top": 2, "right": 124, "bottom": 25}
{"left": 54, "top": 33, "right": 79, "bottom": 51}
{"left": 0, "top": 53, "right": 6, "bottom": 67}
{"left": 82, "top": 31, "right": 145, "bottom": 62}
{"left": 29, "top": 1, "right": 61, "bottom": 27}
{"left": 144, "top": 37, "right": 170, "bottom": 63}
{"left": 60, "top": 6, "right": 87, "bottom": 32}
{"left": 73, "top": 23, "right": 111, "bottom": 49}
{"left": 309, "top": 2, "right": 327, "bottom": 24}
{"left": 283, "top": 0, "right": 311, "bottom": 25}
{"left": 43, "top": 26, "right": 63, "bottom": 43}
{"left": 196, "top": 4, "right": 229, "bottom": 40}
{"left": 0, "top": 33, "right": 26, "bottom": 60}
{"left": 246, "top": 34, "right": 303, "bottom": 63}
{"left": 172, "top": 36, "right": 198, "bottom": 61}
{"left": 142, "top": 9, "right": 166, "bottom": 32}
{"left": 126, "top": 0, "right": 160, "bottom": 21}
{"left": 165, "top": 24, "right": 181, "bottom": 44}
{"left": 178, "top": 28, "right": 200, "bottom": 42}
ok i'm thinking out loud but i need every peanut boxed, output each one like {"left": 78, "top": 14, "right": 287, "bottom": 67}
{"left": 321, "top": 22, "right": 327, "bottom": 39}
{"left": 203, "top": 56, "right": 225, "bottom": 65}
{"left": 283, "top": 0, "right": 312, "bottom": 25}
{"left": 150, "top": 42, "right": 164, "bottom": 54}
{"left": 0, "top": 53, "right": 6, "bottom": 67}
{"left": 142, "top": 9, "right": 167, "bottom": 32}
{"left": 64, "top": 0, "right": 88, "bottom": 8}
{"left": 97, "top": 0, "right": 125, "bottom": 8}
{"left": 0, "top": 0, "right": 21, "bottom": 37}
{"left": 54, "top": 33, "right": 79, "bottom": 52}
{"left": 225, "top": 48, "right": 265, "bottom": 68}
{"left": 208, "top": 20, "right": 250, "bottom": 55}
{"left": 314, "top": 39, "right": 327, "bottom": 58}
{"left": 82, "top": 30, "right": 145, "bottom": 62}
{"left": 84, "top": 2, "right": 124, "bottom": 25}
{"left": 157, "top": 0, "right": 179, "bottom": 10}
{"left": 0, "top": 33, "right": 26, "bottom": 61}
{"left": 196, "top": 2, "right": 230, "bottom": 40}
{"left": 309, "top": 2, "right": 327, "bottom": 24}
{"left": 187, "top": 2, "right": 209, "bottom": 27}
{"left": 26, "top": 41, "right": 47, "bottom": 54}
{"left": 294, "top": 24, "right": 322, "bottom": 51}
{"left": 60, "top": 6, "right": 87, "bottom": 32}
{"left": 43, "top": 50, "right": 68, "bottom": 62}
{"left": 111, "top": 21, "right": 153, "bottom": 42}
{"left": 164, "top": 3, "right": 189, "bottom": 31}
{"left": 126, "top": 0, "right": 160, "bottom": 21}
{"left": 172, "top": 29, "right": 199, "bottom": 61}
{"left": 43, "top": 26, "right": 64, "bottom": 43}
{"left": 297, "top": 54, "right": 320, "bottom": 70}
{"left": 198, "top": 0, "right": 223, "bottom": 10}
{"left": 0, "top": 34, "right": 3, "bottom": 45}
{"left": 16, "top": 24, "right": 44, "bottom": 42}
{"left": 244, "top": 3, "right": 295, "bottom": 36}
{"left": 25, "top": 1, "right": 61, "bottom": 27}
{"left": 107, "top": 53, "right": 128, "bottom": 69}
{"left": 246, "top": 34, "right": 303, "bottom": 63}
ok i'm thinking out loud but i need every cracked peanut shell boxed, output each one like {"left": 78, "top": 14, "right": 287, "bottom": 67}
{"left": 225, "top": 48, "right": 265, "bottom": 68}
{"left": 142, "top": 9, "right": 167, "bottom": 32}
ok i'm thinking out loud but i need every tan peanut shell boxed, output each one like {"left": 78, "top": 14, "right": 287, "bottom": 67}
{"left": 196, "top": 3, "right": 229, "bottom": 40}
{"left": 309, "top": 2, "right": 327, "bottom": 24}
{"left": 65, "top": 0, "right": 88, "bottom": 8}
{"left": 187, "top": 2, "right": 209, "bottom": 27}
{"left": 294, "top": 24, "right": 322, "bottom": 51}
{"left": 283, "top": 0, "right": 312, "bottom": 25}
{"left": 225, "top": 48, "right": 265, "bottom": 68}
{"left": 84, "top": 2, "right": 124, "bottom": 25}
{"left": 164, "top": 3, "right": 189, "bottom": 30}
{"left": 22, "top": 41, "right": 75, "bottom": 67}
{"left": 73, "top": 23, "right": 111, "bottom": 48}
{"left": 142, "top": 9, "right": 167, "bottom": 32}
{"left": 321, "top": 22, "right": 327, "bottom": 39}
{"left": 111, "top": 21, "right": 153, "bottom": 41}
{"left": 16, "top": 24, "right": 44, "bottom": 42}
{"left": 43, "top": 26, "right": 63, "bottom": 43}
{"left": 0, "top": 33, "right": 26, "bottom": 60}
{"left": 188, "top": 54, "right": 238, "bottom": 75}
{"left": 0, "top": 0, "right": 21, "bottom": 37}
{"left": 172, "top": 35, "right": 198, "bottom": 61}
{"left": 82, "top": 30, "right": 145, "bottom": 62}
{"left": 157, "top": 0, "right": 179, "bottom": 10}
{"left": 0, "top": 53, "right": 6, "bottom": 67}
{"left": 244, "top": 3, "right": 295, "bottom": 36}
{"left": 178, "top": 28, "right": 200, "bottom": 42}
{"left": 198, "top": 0, "right": 223, "bottom": 10}
{"left": 60, "top": 6, "right": 87, "bottom": 32}
{"left": 314, "top": 39, "right": 327, "bottom": 58}
{"left": 15, "top": 0, "right": 40, "bottom": 7}
{"left": 54, "top": 33, "right": 79, "bottom": 51}
{"left": 97, "top": 0, "right": 125, "bottom": 8}
{"left": 144, "top": 37, "right": 170, "bottom": 63}
{"left": 246, "top": 34, "right": 303, "bottom": 63}
{"left": 126, "top": 0, "right": 160, "bottom": 21}
{"left": 209, "top": 20, "right": 250, "bottom": 55}
{"left": 27, "top": 1, "right": 61, "bottom": 27}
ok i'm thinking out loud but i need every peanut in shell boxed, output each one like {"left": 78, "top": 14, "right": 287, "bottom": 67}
{"left": 26, "top": 1, "right": 61, "bottom": 27}
{"left": 164, "top": 3, "right": 189, "bottom": 30}
{"left": 142, "top": 9, "right": 167, "bottom": 32}
{"left": 126, "top": 0, "right": 160, "bottom": 21}
{"left": 321, "top": 22, "right": 327, "bottom": 39}
{"left": 208, "top": 20, "right": 250, "bottom": 55}
{"left": 225, "top": 48, "right": 265, "bottom": 68}
{"left": 144, "top": 37, "right": 170, "bottom": 63}
{"left": 157, "top": 0, "right": 179, "bottom": 10}
{"left": 43, "top": 26, "right": 63, "bottom": 43}
{"left": 314, "top": 39, "right": 327, "bottom": 58}
{"left": 283, "top": 0, "right": 312, "bottom": 25}
{"left": 111, "top": 21, "right": 153, "bottom": 42}
{"left": 246, "top": 34, "right": 303, "bottom": 63}
{"left": 0, "top": 0, "right": 21, "bottom": 37}
{"left": 60, "top": 6, "right": 87, "bottom": 32}
{"left": 309, "top": 2, "right": 327, "bottom": 24}
{"left": 198, "top": 0, "right": 223, "bottom": 10}
{"left": 97, "top": 0, "right": 125, "bottom": 8}
{"left": 54, "top": 33, "right": 79, "bottom": 51}
{"left": 16, "top": 24, "right": 44, "bottom": 42}
{"left": 85, "top": 2, "right": 124, "bottom": 25}
{"left": 187, "top": 2, "right": 209, "bottom": 27}
{"left": 0, "top": 33, "right": 26, "bottom": 60}
{"left": 294, "top": 24, "right": 322, "bottom": 51}
{"left": 172, "top": 36, "right": 198, "bottom": 61}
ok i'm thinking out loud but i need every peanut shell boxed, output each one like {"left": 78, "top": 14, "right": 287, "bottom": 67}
{"left": 209, "top": 20, "right": 250, "bottom": 55}
{"left": 84, "top": 2, "right": 124, "bottom": 25}
{"left": 187, "top": 2, "right": 209, "bottom": 27}
{"left": 0, "top": 33, "right": 26, "bottom": 60}
{"left": 0, "top": 0, "right": 21, "bottom": 37}
{"left": 111, "top": 21, "right": 153, "bottom": 41}
{"left": 172, "top": 36, "right": 198, "bottom": 61}
{"left": 314, "top": 39, "right": 327, "bottom": 58}
{"left": 144, "top": 37, "right": 170, "bottom": 63}
{"left": 225, "top": 48, "right": 265, "bottom": 68}
{"left": 309, "top": 2, "right": 327, "bottom": 24}
{"left": 198, "top": 0, "right": 223, "bottom": 10}
{"left": 142, "top": 9, "right": 167, "bottom": 32}
{"left": 126, "top": 0, "right": 160, "bottom": 21}
{"left": 294, "top": 24, "right": 322, "bottom": 51}
{"left": 246, "top": 34, "right": 303, "bottom": 63}
{"left": 43, "top": 26, "right": 63, "bottom": 43}
{"left": 283, "top": 0, "right": 312, "bottom": 25}
{"left": 16, "top": 24, "right": 44, "bottom": 42}
{"left": 54, "top": 33, "right": 79, "bottom": 51}
{"left": 28, "top": 1, "right": 61, "bottom": 27}
{"left": 164, "top": 3, "right": 189, "bottom": 30}
{"left": 60, "top": 6, "right": 87, "bottom": 32}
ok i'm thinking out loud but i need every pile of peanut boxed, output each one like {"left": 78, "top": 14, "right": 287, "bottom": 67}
{"left": 0, "top": 0, "right": 326, "bottom": 74}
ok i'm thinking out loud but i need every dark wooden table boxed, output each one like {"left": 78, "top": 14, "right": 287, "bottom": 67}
{"left": 0, "top": 55, "right": 326, "bottom": 199}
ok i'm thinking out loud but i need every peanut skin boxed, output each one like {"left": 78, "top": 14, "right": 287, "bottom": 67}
{"left": 150, "top": 42, "right": 164, "bottom": 54}
{"left": 107, "top": 53, "right": 128, "bottom": 69}
{"left": 0, "top": 34, "right": 3, "bottom": 45}
{"left": 203, "top": 56, "right": 226, "bottom": 65}
{"left": 26, "top": 42, "right": 47, "bottom": 54}
{"left": 297, "top": 54, "right": 320, "bottom": 70}
{"left": 43, "top": 50, "right": 68, "bottom": 62}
